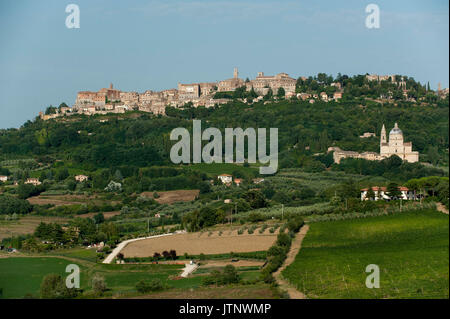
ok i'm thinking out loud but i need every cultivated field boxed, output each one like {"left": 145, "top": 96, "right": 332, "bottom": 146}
{"left": 0, "top": 255, "right": 270, "bottom": 298}
{"left": 141, "top": 189, "right": 200, "bottom": 204}
{"left": 282, "top": 209, "right": 449, "bottom": 299}
{"left": 77, "top": 211, "right": 121, "bottom": 219}
{"left": 122, "top": 231, "right": 277, "bottom": 257}
{"left": 27, "top": 194, "right": 119, "bottom": 206}
{"left": 0, "top": 216, "right": 69, "bottom": 240}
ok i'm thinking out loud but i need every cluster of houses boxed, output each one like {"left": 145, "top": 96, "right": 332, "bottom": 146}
{"left": 217, "top": 174, "right": 264, "bottom": 187}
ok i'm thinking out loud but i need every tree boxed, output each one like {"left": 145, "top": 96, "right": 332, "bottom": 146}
{"left": 222, "top": 265, "right": 240, "bottom": 284}
{"left": 263, "top": 88, "right": 273, "bottom": 101}
{"left": 169, "top": 249, "right": 177, "bottom": 260}
{"left": 136, "top": 279, "right": 164, "bottom": 293}
{"left": 40, "top": 274, "right": 77, "bottom": 299}
{"left": 44, "top": 106, "right": 57, "bottom": 115}
{"left": 386, "top": 182, "right": 401, "bottom": 199}
{"left": 93, "top": 212, "right": 105, "bottom": 224}
{"left": 56, "top": 168, "right": 69, "bottom": 181}
{"left": 242, "top": 190, "right": 268, "bottom": 209}
{"left": 91, "top": 274, "right": 107, "bottom": 295}
{"left": 67, "top": 179, "right": 77, "bottom": 191}
{"left": 427, "top": 146, "right": 440, "bottom": 165}
{"left": 366, "top": 187, "right": 376, "bottom": 200}
{"left": 277, "top": 87, "right": 286, "bottom": 98}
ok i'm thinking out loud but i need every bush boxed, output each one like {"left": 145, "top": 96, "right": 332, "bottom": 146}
{"left": 136, "top": 279, "right": 165, "bottom": 293}
{"left": 287, "top": 216, "right": 304, "bottom": 233}
{"left": 202, "top": 265, "right": 240, "bottom": 286}
{"left": 91, "top": 274, "right": 107, "bottom": 295}
{"left": 40, "top": 274, "right": 77, "bottom": 299}
{"left": 259, "top": 224, "right": 268, "bottom": 234}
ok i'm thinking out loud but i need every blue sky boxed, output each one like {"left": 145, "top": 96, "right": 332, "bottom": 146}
{"left": 0, "top": 0, "right": 448, "bottom": 128}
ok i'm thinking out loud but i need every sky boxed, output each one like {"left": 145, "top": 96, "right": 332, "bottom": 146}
{"left": 0, "top": 0, "right": 448, "bottom": 129}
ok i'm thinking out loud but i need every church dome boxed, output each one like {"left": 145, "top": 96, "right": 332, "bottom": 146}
{"left": 389, "top": 123, "right": 402, "bottom": 135}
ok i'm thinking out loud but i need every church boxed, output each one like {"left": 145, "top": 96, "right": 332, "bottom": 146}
{"left": 380, "top": 123, "right": 419, "bottom": 163}
{"left": 330, "top": 123, "right": 419, "bottom": 163}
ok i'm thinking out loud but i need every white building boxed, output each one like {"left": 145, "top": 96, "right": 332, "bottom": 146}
{"left": 218, "top": 174, "right": 233, "bottom": 184}
{"left": 360, "top": 186, "right": 415, "bottom": 201}
{"left": 0, "top": 176, "right": 8, "bottom": 182}
{"left": 75, "top": 175, "right": 89, "bottom": 182}
{"left": 25, "top": 178, "right": 42, "bottom": 186}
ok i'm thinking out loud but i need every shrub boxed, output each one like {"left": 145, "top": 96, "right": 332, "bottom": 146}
{"left": 287, "top": 216, "right": 304, "bottom": 233}
{"left": 202, "top": 265, "right": 240, "bottom": 286}
{"left": 40, "top": 273, "right": 77, "bottom": 299}
{"left": 136, "top": 279, "right": 165, "bottom": 293}
{"left": 91, "top": 274, "right": 107, "bottom": 295}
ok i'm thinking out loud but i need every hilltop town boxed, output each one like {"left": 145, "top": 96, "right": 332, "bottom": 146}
{"left": 39, "top": 70, "right": 449, "bottom": 120}
{"left": 40, "top": 68, "right": 303, "bottom": 119}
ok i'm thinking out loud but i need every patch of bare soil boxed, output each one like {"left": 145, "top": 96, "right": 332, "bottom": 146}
{"left": 122, "top": 232, "right": 277, "bottom": 257}
{"left": 141, "top": 189, "right": 200, "bottom": 204}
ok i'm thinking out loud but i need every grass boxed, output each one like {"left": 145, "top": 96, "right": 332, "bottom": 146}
{"left": 0, "top": 257, "right": 89, "bottom": 298}
{"left": 0, "top": 254, "right": 264, "bottom": 298}
{"left": 282, "top": 209, "right": 449, "bottom": 299}
{"left": 0, "top": 256, "right": 187, "bottom": 298}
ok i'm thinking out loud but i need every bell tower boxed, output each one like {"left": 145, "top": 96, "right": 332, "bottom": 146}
{"left": 233, "top": 67, "right": 238, "bottom": 79}
{"left": 380, "top": 124, "right": 387, "bottom": 155}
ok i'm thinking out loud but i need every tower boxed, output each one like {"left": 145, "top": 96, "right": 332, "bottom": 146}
{"left": 380, "top": 124, "right": 387, "bottom": 155}
{"left": 233, "top": 67, "right": 238, "bottom": 79}
{"left": 109, "top": 83, "right": 113, "bottom": 89}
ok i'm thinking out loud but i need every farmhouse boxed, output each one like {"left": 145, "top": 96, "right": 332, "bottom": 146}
{"left": 218, "top": 174, "right": 232, "bottom": 184}
{"left": 0, "top": 176, "right": 8, "bottom": 182}
{"left": 360, "top": 186, "right": 415, "bottom": 201}
{"left": 25, "top": 178, "right": 41, "bottom": 186}
{"left": 360, "top": 132, "right": 376, "bottom": 138}
{"left": 75, "top": 174, "right": 89, "bottom": 182}
{"left": 252, "top": 178, "right": 265, "bottom": 184}
{"left": 234, "top": 178, "right": 243, "bottom": 186}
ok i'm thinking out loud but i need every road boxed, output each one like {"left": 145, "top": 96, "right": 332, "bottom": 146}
{"left": 273, "top": 224, "right": 310, "bottom": 299}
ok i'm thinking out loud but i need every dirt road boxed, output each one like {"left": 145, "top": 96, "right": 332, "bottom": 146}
{"left": 273, "top": 224, "right": 310, "bottom": 299}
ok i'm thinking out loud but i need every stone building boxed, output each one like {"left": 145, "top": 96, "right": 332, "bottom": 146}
{"left": 120, "top": 91, "right": 139, "bottom": 104}
{"left": 178, "top": 83, "right": 200, "bottom": 100}
{"left": 218, "top": 68, "right": 245, "bottom": 92}
{"left": 330, "top": 123, "right": 419, "bottom": 164}
{"left": 380, "top": 123, "right": 419, "bottom": 162}
{"left": 246, "top": 71, "right": 296, "bottom": 95}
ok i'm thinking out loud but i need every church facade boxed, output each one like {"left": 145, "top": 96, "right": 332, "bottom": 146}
{"left": 379, "top": 123, "right": 419, "bottom": 162}
{"left": 330, "top": 123, "right": 419, "bottom": 164}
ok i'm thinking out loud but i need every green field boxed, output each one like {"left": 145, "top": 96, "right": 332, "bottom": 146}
{"left": 0, "top": 257, "right": 90, "bottom": 298}
{"left": 282, "top": 209, "right": 449, "bottom": 299}
{"left": 0, "top": 255, "right": 265, "bottom": 298}
{"left": 0, "top": 257, "right": 188, "bottom": 298}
